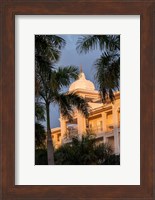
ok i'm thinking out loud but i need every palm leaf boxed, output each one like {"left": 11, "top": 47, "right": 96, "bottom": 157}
{"left": 76, "top": 35, "right": 120, "bottom": 54}
{"left": 94, "top": 52, "right": 120, "bottom": 102}
{"left": 54, "top": 92, "right": 90, "bottom": 120}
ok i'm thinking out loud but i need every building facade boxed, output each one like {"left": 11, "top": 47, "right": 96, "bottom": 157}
{"left": 51, "top": 71, "right": 120, "bottom": 154}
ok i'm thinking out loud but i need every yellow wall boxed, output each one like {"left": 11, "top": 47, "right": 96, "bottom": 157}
{"left": 106, "top": 111, "right": 113, "bottom": 132}
{"left": 88, "top": 115, "right": 102, "bottom": 133}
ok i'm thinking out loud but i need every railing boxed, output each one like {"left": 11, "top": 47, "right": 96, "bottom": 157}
{"left": 86, "top": 127, "right": 103, "bottom": 134}
{"left": 63, "top": 126, "right": 118, "bottom": 141}
{"left": 63, "top": 129, "right": 78, "bottom": 141}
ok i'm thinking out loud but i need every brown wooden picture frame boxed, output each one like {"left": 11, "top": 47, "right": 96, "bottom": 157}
{"left": 0, "top": 0, "right": 155, "bottom": 199}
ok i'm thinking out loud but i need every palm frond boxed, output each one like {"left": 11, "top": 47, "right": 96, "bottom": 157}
{"left": 35, "top": 102, "right": 45, "bottom": 121}
{"left": 54, "top": 92, "right": 90, "bottom": 120}
{"left": 54, "top": 133, "right": 114, "bottom": 165}
{"left": 35, "top": 122, "right": 46, "bottom": 149}
{"left": 94, "top": 52, "right": 120, "bottom": 102}
{"left": 35, "top": 35, "right": 66, "bottom": 62}
{"left": 76, "top": 35, "right": 120, "bottom": 54}
{"left": 64, "top": 92, "right": 90, "bottom": 118}
{"left": 76, "top": 35, "right": 99, "bottom": 53}
{"left": 54, "top": 93, "right": 74, "bottom": 120}
{"left": 50, "top": 66, "right": 79, "bottom": 90}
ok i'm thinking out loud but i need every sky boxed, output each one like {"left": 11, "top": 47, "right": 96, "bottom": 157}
{"left": 49, "top": 35, "right": 101, "bottom": 128}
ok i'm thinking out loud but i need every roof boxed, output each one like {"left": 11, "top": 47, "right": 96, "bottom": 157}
{"left": 69, "top": 71, "right": 95, "bottom": 92}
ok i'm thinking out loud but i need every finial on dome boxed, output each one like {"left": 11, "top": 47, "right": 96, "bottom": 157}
{"left": 80, "top": 65, "right": 83, "bottom": 73}
{"left": 69, "top": 65, "right": 95, "bottom": 91}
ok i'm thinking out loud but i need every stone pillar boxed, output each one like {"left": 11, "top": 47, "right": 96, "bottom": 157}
{"left": 102, "top": 112, "right": 107, "bottom": 143}
{"left": 60, "top": 115, "right": 67, "bottom": 144}
{"left": 112, "top": 104, "right": 120, "bottom": 154}
{"left": 77, "top": 112, "right": 86, "bottom": 139}
{"left": 102, "top": 112, "right": 107, "bottom": 133}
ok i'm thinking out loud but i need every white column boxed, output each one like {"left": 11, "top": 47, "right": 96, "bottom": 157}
{"left": 112, "top": 104, "right": 120, "bottom": 154}
{"left": 60, "top": 116, "right": 67, "bottom": 144}
{"left": 102, "top": 112, "right": 107, "bottom": 144}
{"left": 77, "top": 112, "right": 86, "bottom": 139}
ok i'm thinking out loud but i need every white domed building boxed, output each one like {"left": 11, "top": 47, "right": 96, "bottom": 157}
{"left": 69, "top": 71, "right": 95, "bottom": 92}
{"left": 51, "top": 68, "right": 120, "bottom": 155}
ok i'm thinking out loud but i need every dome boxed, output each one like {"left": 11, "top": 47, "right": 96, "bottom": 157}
{"left": 69, "top": 72, "right": 95, "bottom": 92}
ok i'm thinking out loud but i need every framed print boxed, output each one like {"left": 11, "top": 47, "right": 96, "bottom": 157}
{"left": 15, "top": 16, "right": 139, "bottom": 186}
{"left": 0, "top": 0, "right": 155, "bottom": 199}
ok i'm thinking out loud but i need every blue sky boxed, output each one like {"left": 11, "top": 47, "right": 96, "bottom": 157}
{"left": 49, "top": 35, "right": 101, "bottom": 128}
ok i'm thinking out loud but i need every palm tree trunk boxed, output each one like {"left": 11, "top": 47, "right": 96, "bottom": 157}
{"left": 46, "top": 102, "right": 55, "bottom": 165}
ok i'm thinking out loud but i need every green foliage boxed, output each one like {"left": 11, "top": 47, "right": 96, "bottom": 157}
{"left": 54, "top": 134, "right": 118, "bottom": 165}
{"left": 35, "top": 102, "right": 46, "bottom": 150}
{"left": 35, "top": 149, "right": 48, "bottom": 165}
{"left": 55, "top": 92, "right": 90, "bottom": 120}
{"left": 35, "top": 102, "right": 45, "bottom": 121}
{"left": 95, "top": 52, "right": 120, "bottom": 103}
{"left": 53, "top": 66, "right": 79, "bottom": 88}
{"left": 104, "top": 154, "right": 120, "bottom": 165}
{"left": 77, "top": 35, "right": 120, "bottom": 54}
{"left": 35, "top": 35, "right": 66, "bottom": 66}
{"left": 76, "top": 35, "right": 120, "bottom": 103}
{"left": 35, "top": 122, "right": 46, "bottom": 149}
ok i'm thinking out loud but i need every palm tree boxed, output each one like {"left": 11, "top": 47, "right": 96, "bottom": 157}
{"left": 36, "top": 66, "right": 89, "bottom": 165}
{"left": 54, "top": 133, "right": 114, "bottom": 165}
{"left": 76, "top": 35, "right": 120, "bottom": 102}
{"left": 35, "top": 35, "right": 89, "bottom": 165}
